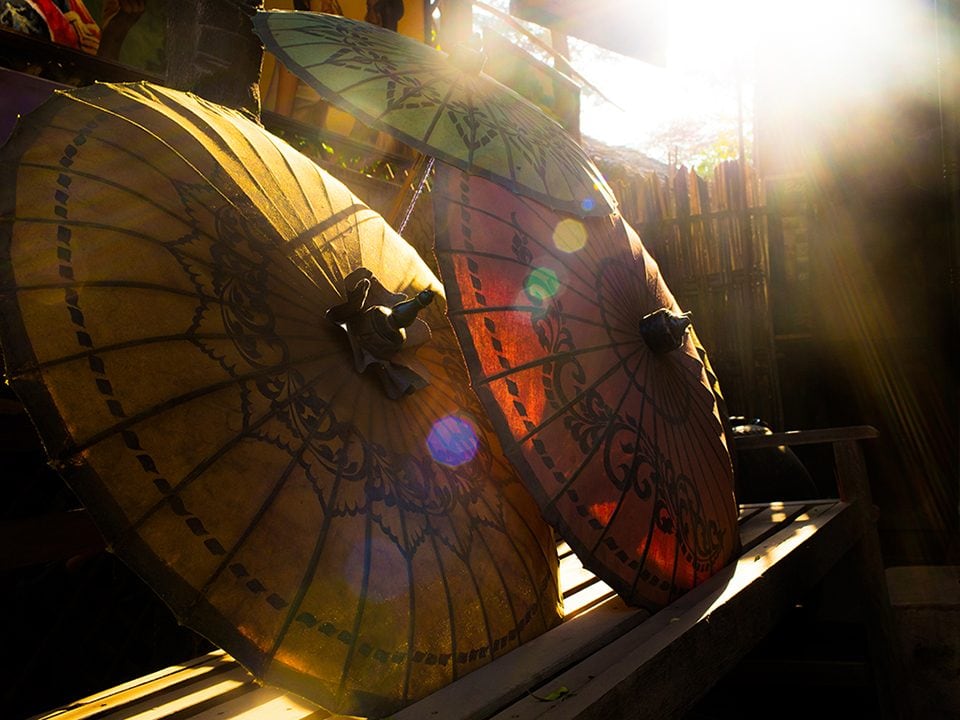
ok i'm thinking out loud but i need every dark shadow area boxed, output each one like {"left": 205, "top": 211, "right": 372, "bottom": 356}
{"left": 683, "top": 582, "right": 880, "bottom": 719}
{"left": 0, "top": 382, "right": 213, "bottom": 720}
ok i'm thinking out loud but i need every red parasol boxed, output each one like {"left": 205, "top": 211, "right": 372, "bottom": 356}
{"left": 431, "top": 162, "right": 740, "bottom": 610}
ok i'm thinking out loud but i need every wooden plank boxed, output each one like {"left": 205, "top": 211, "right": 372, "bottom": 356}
{"left": 559, "top": 549, "right": 599, "bottom": 597}
{"left": 187, "top": 687, "right": 329, "bottom": 720}
{"left": 32, "top": 652, "right": 227, "bottom": 719}
{"left": 100, "top": 669, "right": 254, "bottom": 720}
{"left": 559, "top": 546, "right": 617, "bottom": 618}
{"left": 391, "top": 597, "right": 649, "bottom": 720}
{"left": 32, "top": 652, "right": 243, "bottom": 720}
{"left": 563, "top": 580, "right": 616, "bottom": 619}
{"left": 737, "top": 501, "right": 827, "bottom": 552}
{"left": 733, "top": 425, "right": 878, "bottom": 451}
{"left": 493, "top": 501, "right": 859, "bottom": 720}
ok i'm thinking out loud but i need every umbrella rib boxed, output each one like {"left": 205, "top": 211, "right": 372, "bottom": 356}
{"left": 476, "top": 339, "right": 642, "bottom": 387}
{"left": 370, "top": 400, "right": 421, "bottom": 704}
{"left": 443, "top": 509, "right": 498, "bottom": 665}
{"left": 11, "top": 213, "right": 322, "bottom": 318}
{"left": 621, "top": 382, "right": 668, "bottom": 604}
{"left": 33, "top": 114, "right": 329, "bottom": 261}
{"left": 3, "top": 330, "right": 321, "bottom": 376}
{"left": 518, "top": 344, "right": 645, "bottom": 449}
{"left": 475, "top": 527, "right": 523, "bottom": 654}
{"left": 297, "top": 57, "right": 442, "bottom": 104}
{"left": 391, "top": 361, "right": 505, "bottom": 673}
{"left": 181, "top": 378, "right": 344, "bottom": 623}
{"left": 336, "top": 509, "right": 375, "bottom": 701}
{"left": 51, "top": 87, "right": 353, "bottom": 253}
{"left": 623, "top": 364, "right": 713, "bottom": 602}
{"left": 417, "top": 74, "right": 464, "bottom": 153}
{"left": 450, "top": 304, "right": 605, "bottom": 331}
{"left": 134, "top": 88, "right": 307, "bottom": 239}
{"left": 436, "top": 248, "right": 601, "bottom": 309}
{"left": 468, "top": 469, "right": 557, "bottom": 636}
{"left": 398, "top": 494, "right": 418, "bottom": 703}
{"left": 437, "top": 199, "right": 601, "bottom": 292}
{"left": 16, "top": 157, "right": 228, "bottom": 237}
{"left": 425, "top": 526, "right": 459, "bottom": 683}
{"left": 493, "top": 496, "right": 556, "bottom": 633}
{"left": 284, "top": 203, "right": 373, "bottom": 255}
{"left": 665, "top": 362, "right": 734, "bottom": 588}
{"left": 202, "top": 105, "right": 312, "bottom": 239}
{"left": 46, "top": 97, "right": 307, "bottom": 241}
{"left": 370, "top": 363, "right": 423, "bottom": 700}
{"left": 2, "top": 277, "right": 319, "bottom": 330}
{"left": 71, "top": 346, "right": 341, "bottom": 462}
{"left": 541, "top": 347, "right": 648, "bottom": 510}
{"left": 267, "top": 436, "right": 351, "bottom": 663}
{"left": 584, "top": 352, "right": 655, "bottom": 557}
{"left": 660, "top": 391, "right": 693, "bottom": 601}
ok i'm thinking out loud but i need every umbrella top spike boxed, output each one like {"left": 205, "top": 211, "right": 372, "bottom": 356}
{"left": 638, "top": 308, "right": 693, "bottom": 355}
{"left": 389, "top": 288, "right": 435, "bottom": 330}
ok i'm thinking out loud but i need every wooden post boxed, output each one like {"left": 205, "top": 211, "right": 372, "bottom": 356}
{"left": 164, "top": 0, "right": 264, "bottom": 117}
{"left": 834, "top": 438, "right": 914, "bottom": 719}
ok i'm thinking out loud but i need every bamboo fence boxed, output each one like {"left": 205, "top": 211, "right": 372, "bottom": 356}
{"left": 613, "top": 161, "right": 785, "bottom": 427}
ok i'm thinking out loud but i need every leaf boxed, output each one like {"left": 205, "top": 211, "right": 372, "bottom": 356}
{"left": 530, "top": 685, "right": 575, "bottom": 702}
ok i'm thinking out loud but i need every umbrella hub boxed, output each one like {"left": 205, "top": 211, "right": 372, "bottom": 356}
{"left": 359, "top": 288, "right": 435, "bottom": 351}
{"left": 326, "top": 272, "right": 436, "bottom": 399}
{"left": 638, "top": 308, "right": 692, "bottom": 354}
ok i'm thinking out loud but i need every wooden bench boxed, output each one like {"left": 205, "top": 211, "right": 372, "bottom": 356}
{"left": 30, "top": 426, "right": 909, "bottom": 720}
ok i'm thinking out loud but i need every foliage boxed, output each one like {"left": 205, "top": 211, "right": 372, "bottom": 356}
{"left": 647, "top": 121, "right": 750, "bottom": 176}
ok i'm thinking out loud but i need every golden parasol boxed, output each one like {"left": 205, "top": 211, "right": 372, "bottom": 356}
{"left": 0, "top": 81, "right": 561, "bottom": 717}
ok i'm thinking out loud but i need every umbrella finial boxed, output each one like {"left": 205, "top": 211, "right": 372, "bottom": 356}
{"left": 388, "top": 289, "right": 435, "bottom": 330}
{"left": 326, "top": 272, "right": 435, "bottom": 398}
{"left": 639, "top": 308, "right": 692, "bottom": 354}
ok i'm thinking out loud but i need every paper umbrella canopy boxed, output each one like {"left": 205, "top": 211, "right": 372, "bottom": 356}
{"left": 252, "top": 9, "right": 618, "bottom": 218}
{"left": 0, "top": 82, "right": 563, "bottom": 717}
{"left": 431, "top": 163, "right": 740, "bottom": 611}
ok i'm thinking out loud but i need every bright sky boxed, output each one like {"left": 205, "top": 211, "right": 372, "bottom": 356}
{"left": 475, "top": 0, "right": 933, "bottom": 166}
{"left": 475, "top": 0, "right": 752, "bottom": 164}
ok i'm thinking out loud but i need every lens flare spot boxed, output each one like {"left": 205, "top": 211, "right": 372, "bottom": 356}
{"left": 427, "top": 415, "right": 479, "bottom": 467}
{"left": 524, "top": 267, "right": 560, "bottom": 303}
{"left": 553, "top": 218, "right": 587, "bottom": 253}
{"left": 580, "top": 197, "right": 596, "bottom": 213}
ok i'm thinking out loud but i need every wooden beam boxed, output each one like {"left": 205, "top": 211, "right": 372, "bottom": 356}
{"left": 733, "top": 425, "right": 878, "bottom": 451}
{"left": 493, "top": 502, "right": 859, "bottom": 719}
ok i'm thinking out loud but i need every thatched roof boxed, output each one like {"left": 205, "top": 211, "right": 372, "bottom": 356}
{"left": 581, "top": 135, "right": 669, "bottom": 178}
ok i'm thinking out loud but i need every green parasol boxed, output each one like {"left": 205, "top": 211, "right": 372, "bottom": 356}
{"left": 252, "top": 10, "right": 618, "bottom": 218}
